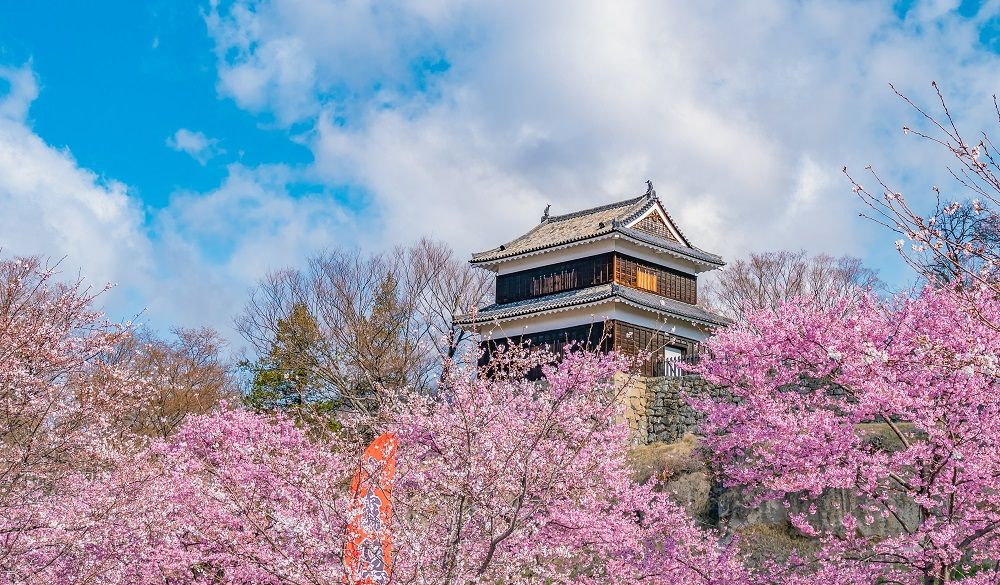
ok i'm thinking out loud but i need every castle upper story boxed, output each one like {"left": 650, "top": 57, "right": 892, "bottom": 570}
{"left": 458, "top": 182, "right": 727, "bottom": 376}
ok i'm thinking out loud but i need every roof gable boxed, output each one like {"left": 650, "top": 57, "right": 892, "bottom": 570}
{"left": 625, "top": 200, "right": 691, "bottom": 247}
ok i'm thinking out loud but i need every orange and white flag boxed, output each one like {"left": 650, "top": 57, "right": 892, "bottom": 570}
{"left": 344, "top": 432, "right": 398, "bottom": 585}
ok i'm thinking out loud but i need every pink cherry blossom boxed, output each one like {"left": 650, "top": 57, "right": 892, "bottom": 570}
{"left": 0, "top": 254, "right": 738, "bottom": 584}
{"left": 384, "top": 344, "right": 745, "bottom": 584}
{"left": 695, "top": 284, "right": 1000, "bottom": 584}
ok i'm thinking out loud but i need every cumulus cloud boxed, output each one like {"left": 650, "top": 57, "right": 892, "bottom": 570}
{"left": 166, "top": 128, "right": 224, "bottom": 165}
{"left": 0, "top": 63, "right": 353, "bottom": 341}
{"left": 0, "top": 63, "right": 151, "bottom": 305}
{"left": 206, "top": 0, "right": 1000, "bottom": 277}
{"left": 7, "top": 1, "right": 1000, "bottom": 341}
{"left": 146, "top": 163, "right": 355, "bottom": 331}
{"left": 205, "top": 0, "right": 463, "bottom": 124}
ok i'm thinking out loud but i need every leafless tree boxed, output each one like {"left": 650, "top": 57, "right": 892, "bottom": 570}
{"left": 408, "top": 238, "right": 493, "bottom": 362}
{"left": 235, "top": 239, "right": 493, "bottom": 416}
{"left": 918, "top": 200, "right": 1000, "bottom": 285}
{"left": 703, "top": 250, "right": 882, "bottom": 324}
{"left": 114, "top": 327, "right": 237, "bottom": 438}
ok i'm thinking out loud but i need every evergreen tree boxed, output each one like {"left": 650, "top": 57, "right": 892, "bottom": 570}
{"left": 241, "top": 302, "right": 337, "bottom": 416}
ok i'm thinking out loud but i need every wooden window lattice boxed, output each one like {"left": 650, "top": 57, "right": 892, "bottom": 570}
{"left": 614, "top": 254, "right": 696, "bottom": 305}
{"left": 636, "top": 267, "right": 657, "bottom": 292}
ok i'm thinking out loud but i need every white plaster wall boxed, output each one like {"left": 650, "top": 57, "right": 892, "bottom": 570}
{"left": 494, "top": 239, "right": 615, "bottom": 275}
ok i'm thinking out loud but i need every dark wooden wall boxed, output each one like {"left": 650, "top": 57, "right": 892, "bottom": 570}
{"left": 611, "top": 321, "right": 698, "bottom": 377}
{"left": 495, "top": 253, "right": 614, "bottom": 304}
{"left": 478, "top": 322, "right": 610, "bottom": 379}
{"left": 478, "top": 320, "right": 698, "bottom": 378}
{"left": 495, "top": 253, "right": 697, "bottom": 305}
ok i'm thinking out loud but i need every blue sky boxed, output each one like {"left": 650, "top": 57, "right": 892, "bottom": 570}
{"left": 0, "top": 2, "right": 311, "bottom": 205}
{"left": 2, "top": 1, "right": 1000, "bottom": 344}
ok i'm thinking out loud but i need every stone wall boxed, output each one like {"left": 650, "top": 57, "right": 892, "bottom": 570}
{"left": 632, "top": 375, "right": 731, "bottom": 443}
{"left": 626, "top": 375, "right": 918, "bottom": 549}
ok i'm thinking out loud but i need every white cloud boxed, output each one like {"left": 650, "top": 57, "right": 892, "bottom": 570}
{"left": 207, "top": 0, "right": 1000, "bottom": 280}
{"left": 0, "top": 63, "right": 354, "bottom": 344}
{"left": 0, "top": 63, "right": 38, "bottom": 122}
{"left": 166, "top": 128, "right": 224, "bottom": 165}
{"left": 8, "top": 0, "right": 1000, "bottom": 343}
{"left": 158, "top": 164, "right": 353, "bottom": 282}
{"left": 128, "top": 162, "right": 358, "bottom": 337}
{"left": 145, "top": 163, "right": 355, "bottom": 334}
{"left": 0, "top": 64, "right": 151, "bottom": 304}
{"left": 205, "top": 0, "right": 467, "bottom": 124}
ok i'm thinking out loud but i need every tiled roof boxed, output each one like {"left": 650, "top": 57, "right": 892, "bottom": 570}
{"left": 470, "top": 193, "right": 722, "bottom": 267}
{"left": 615, "top": 227, "right": 724, "bottom": 266}
{"left": 456, "top": 283, "right": 729, "bottom": 328}
{"left": 614, "top": 285, "right": 729, "bottom": 327}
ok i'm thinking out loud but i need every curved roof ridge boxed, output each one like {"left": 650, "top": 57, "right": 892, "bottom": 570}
{"left": 546, "top": 194, "right": 647, "bottom": 222}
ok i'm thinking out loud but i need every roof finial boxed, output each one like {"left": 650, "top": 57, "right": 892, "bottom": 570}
{"left": 645, "top": 179, "right": 656, "bottom": 199}
{"left": 540, "top": 203, "right": 551, "bottom": 223}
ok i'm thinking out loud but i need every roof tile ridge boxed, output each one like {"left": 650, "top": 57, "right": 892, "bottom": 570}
{"left": 616, "top": 196, "right": 658, "bottom": 226}
{"left": 614, "top": 286, "right": 729, "bottom": 325}
{"left": 471, "top": 219, "right": 551, "bottom": 257}
{"left": 466, "top": 283, "right": 617, "bottom": 320}
{"left": 546, "top": 194, "right": 646, "bottom": 222}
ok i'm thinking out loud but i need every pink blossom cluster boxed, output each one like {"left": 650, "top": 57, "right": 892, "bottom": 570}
{"left": 10, "top": 409, "right": 354, "bottom": 584}
{"left": 696, "top": 284, "right": 1000, "bottom": 583}
{"left": 387, "top": 346, "right": 744, "bottom": 584}
{"left": 1, "top": 257, "right": 739, "bottom": 584}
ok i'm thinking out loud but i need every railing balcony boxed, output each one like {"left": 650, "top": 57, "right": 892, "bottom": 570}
{"left": 662, "top": 352, "right": 700, "bottom": 377}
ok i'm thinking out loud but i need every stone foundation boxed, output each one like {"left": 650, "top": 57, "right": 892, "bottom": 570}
{"left": 622, "top": 374, "right": 732, "bottom": 444}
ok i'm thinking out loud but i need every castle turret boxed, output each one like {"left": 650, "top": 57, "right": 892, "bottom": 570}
{"left": 457, "top": 183, "right": 726, "bottom": 376}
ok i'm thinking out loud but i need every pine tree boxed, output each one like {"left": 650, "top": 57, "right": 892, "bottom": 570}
{"left": 242, "top": 302, "right": 335, "bottom": 414}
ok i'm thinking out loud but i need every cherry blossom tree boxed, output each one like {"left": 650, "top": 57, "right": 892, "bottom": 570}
{"left": 847, "top": 82, "right": 1000, "bottom": 299}
{"left": 694, "top": 284, "right": 1000, "bottom": 584}
{"left": 0, "top": 255, "right": 349, "bottom": 584}
{"left": 386, "top": 345, "right": 744, "bottom": 585}
{"left": 0, "top": 256, "right": 153, "bottom": 581}
{"left": 9, "top": 407, "right": 356, "bottom": 584}
{"left": 135, "top": 408, "right": 355, "bottom": 584}
{"left": 1, "top": 265, "right": 739, "bottom": 585}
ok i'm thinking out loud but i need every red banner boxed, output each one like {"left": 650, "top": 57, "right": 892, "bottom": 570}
{"left": 344, "top": 432, "right": 398, "bottom": 585}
